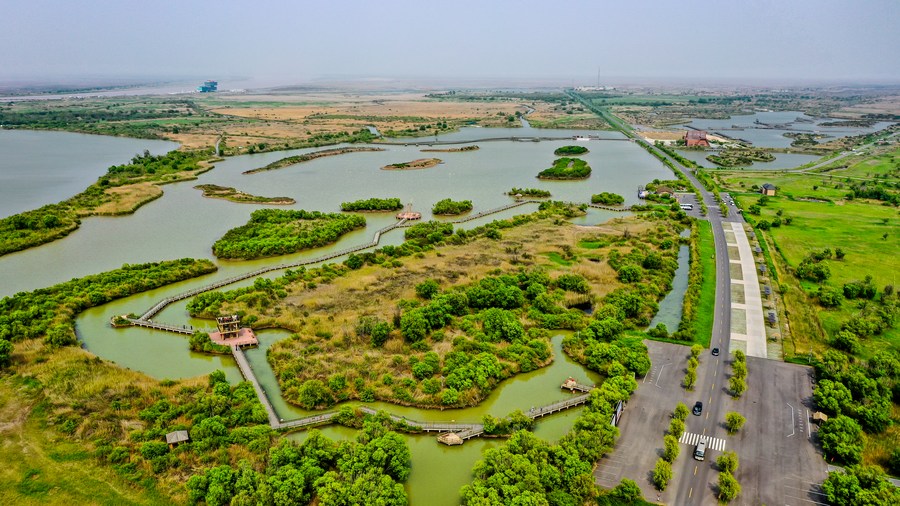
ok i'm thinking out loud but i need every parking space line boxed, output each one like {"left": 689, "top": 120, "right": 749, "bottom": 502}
{"left": 784, "top": 494, "right": 829, "bottom": 506}
{"left": 787, "top": 403, "right": 795, "bottom": 437}
{"left": 655, "top": 363, "right": 668, "bottom": 388}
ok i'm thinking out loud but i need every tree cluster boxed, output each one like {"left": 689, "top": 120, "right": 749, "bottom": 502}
{"left": 186, "top": 416, "right": 410, "bottom": 506}
{"left": 0, "top": 258, "right": 216, "bottom": 350}
{"left": 432, "top": 198, "right": 474, "bottom": 215}
{"left": 212, "top": 209, "right": 366, "bottom": 259}
{"left": 340, "top": 197, "right": 403, "bottom": 212}
{"left": 537, "top": 157, "right": 592, "bottom": 179}
{"left": 591, "top": 192, "right": 625, "bottom": 206}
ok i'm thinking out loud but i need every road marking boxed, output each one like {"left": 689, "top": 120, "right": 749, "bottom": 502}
{"left": 787, "top": 403, "right": 796, "bottom": 437}
{"left": 655, "top": 363, "right": 668, "bottom": 388}
{"left": 694, "top": 465, "right": 698, "bottom": 476}
{"left": 784, "top": 494, "right": 829, "bottom": 505}
{"left": 688, "top": 487, "right": 693, "bottom": 499}
{"left": 706, "top": 412, "right": 710, "bottom": 419}
{"left": 807, "top": 409, "right": 812, "bottom": 438}
{"left": 679, "top": 432, "right": 727, "bottom": 451}
{"left": 711, "top": 382, "right": 715, "bottom": 391}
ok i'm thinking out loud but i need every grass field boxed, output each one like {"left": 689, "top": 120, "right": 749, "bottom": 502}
{"left": 695, "top": 220, "right": 716, "bottom": 348}
{"left": 0, "top": 343, "right": 181, "bottom": 506}
{"left": 721, "top": 172, "right": 899, "bottom": 359}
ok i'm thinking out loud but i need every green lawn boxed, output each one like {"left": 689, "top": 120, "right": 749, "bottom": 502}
{"left": 695, "top": 220, "right": 716, "bottom": 348}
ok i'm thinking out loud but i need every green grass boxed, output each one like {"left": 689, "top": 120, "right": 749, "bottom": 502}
{"left": 545, "top": 252, "right": 574, "bottom": 266}
{"left": 577, "top": 240, "right": 609, "bottom": 249}
{"left": 695, "top": 220, "right": 716, "bottom": 348}
{"left": 0, "top": 385, "right": 170, "bottom": 506}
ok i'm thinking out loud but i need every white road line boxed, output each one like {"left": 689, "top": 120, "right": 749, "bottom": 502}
{"left": 807, "top": 409, "right": 811, "bottom": 438}
{"left": 678, "top": 432, "right": 726, "bottom": 451}
{"left": 784, "top": 494, "right": 830, "bottom": 506}
{"left": 787, "top": 403, "right": 795, "bottom": 437}
{"left": 655, "top": 363, "right": 668, "bottom": 388}
{"left": 784, "top": 485, "right": 829, "bottom": 498}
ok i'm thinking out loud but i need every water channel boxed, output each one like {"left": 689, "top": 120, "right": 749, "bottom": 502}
{"left": 680, "top": 110, "right": 893, "bottom": 149}
{"left": 6, "top": 126, "right": 688, "bottom": 502}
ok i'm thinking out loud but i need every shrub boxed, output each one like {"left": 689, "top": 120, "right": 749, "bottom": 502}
{"left": 668, "top": 418, "right": 685, "bottom": 439}
{"left": 725, "top": 412, "right": 746, "bottom": 434}
{"left": 652, "top": 458, "right": 672, "bottom": 491}
{"left": 729, "top": 376, "right": 746, "bottom": 398}
{"left": 663, "top": 435, "right": 680, "bottom": 462}
{"left": 674, "top": 402, "right": 689, "bottom": 421}
{"left": 717, "top": 471, "right": 741, "bottom": 502}
{"left": 717, "top": 451, "right": 739, "bottom": 474}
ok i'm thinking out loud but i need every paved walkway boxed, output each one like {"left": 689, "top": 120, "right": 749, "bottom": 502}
{"left": 726, "top": 222, "right": 767, "bottom": 358}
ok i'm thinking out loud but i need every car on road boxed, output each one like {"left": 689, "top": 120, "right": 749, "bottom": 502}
{"left": 694, "top": 439, "right": 707, "bottom": 461}
{"left": 712, "top": 347, "right": 720, "bottom": 356}
{"left": 692, "top": 401, "right": 703, "bottom": 415}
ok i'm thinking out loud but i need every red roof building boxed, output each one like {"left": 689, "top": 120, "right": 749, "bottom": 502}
{"left": 684, "top": 130, "right": 710, "bottom": 147}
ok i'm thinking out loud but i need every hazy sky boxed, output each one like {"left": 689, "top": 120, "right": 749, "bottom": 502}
{"left": 2, "top": 0, "right": 899, "bottom": 85}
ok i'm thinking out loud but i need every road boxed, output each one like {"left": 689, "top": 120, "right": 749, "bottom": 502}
{"left": 576, "top": 99, "right": 829, "bottom": 504}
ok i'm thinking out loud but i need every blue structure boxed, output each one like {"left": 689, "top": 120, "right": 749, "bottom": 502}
{"left": 197, "top": 80, "right": 218, "bottom": 93}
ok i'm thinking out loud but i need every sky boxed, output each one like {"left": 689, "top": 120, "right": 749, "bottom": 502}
{"left": 2, "top": 0, "right": 899, "bottom": 86}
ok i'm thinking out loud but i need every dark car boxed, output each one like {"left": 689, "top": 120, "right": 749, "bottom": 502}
{"left": 693, "top": 401, "right": 703, "bottom": 415}
{"left": 712, "top": 347, "right": 720, "bottom": 356}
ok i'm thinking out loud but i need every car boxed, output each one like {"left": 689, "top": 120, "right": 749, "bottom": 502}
{"left": 692, "top": 401, "right": 703, "bottom": 415}
{"left": 712, "top": 347, "right": 720, "bottom": 356}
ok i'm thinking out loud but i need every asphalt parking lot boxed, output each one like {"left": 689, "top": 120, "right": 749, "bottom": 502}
{"left": 593, "top": 341, "right": 828, "bottom": 505}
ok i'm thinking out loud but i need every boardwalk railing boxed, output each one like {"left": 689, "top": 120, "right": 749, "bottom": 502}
{"left": 136, "top": 219, "right": 408, "bottom": 322}
{"left": 587, "top": 203, "right": 629, "bottom": 212}
{"left": 125, "top": 319, "right": 203, "bottom": 335}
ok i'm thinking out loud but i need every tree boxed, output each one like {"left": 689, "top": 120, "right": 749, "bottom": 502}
{"left": 822, "top": 465, "right": 900, "bottom": 506}
{"left": 663, "top": 435, "right": 680, "bottom": 462}
{"left": 0, "top": 340, "right": 12, "bottom": 369}
{"left": 669, "top": 418, "right": 685, "bottom": 439}
{"left": 370, "top": 322, "right": 391, "bottom": 348}
{"left": 682, "top": 369, "right": 697, "bottom": 390}
{"left": 652, "top": 458, "right": 672, "bottom": 490}
{"left": 717, "top": 471, "right": 741, "bottom": 502}
{"left": 674, "top": 402, "right": 689, "bottom": 421}
{"left": 813, "top": 379, "right": 853, "bottom": 416}
{"left": 725, "top": 412, "right": 746, "bottom": 434}
{"left": 399, "top": 309, "right": 428, "bottom": 342}
{"left": 618, "top": 264, "right": 643, "bottom": 283}
{"left": 819, "top": 415, "right": 864, "bottom": 464}
{"left": 415, "top": 279, "right": 440, "bottom": 299}
{"left": 690, "top": 344, "right": 703, "bottom": 359}
{"left": 729, "top": 376, "right": 746, "bottom": 398}
{"left": 717, "top": 451, "right": 739, "bottom": 474}
{"left": 609, "top": 478, "right": 643, "bottom": 502}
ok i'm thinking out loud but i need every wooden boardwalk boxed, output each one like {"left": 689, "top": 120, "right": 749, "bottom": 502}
{"left": 130, "top": 219, "right": 408, "bottom": 325}
{"left": 587, "top": 203, "right": 629, "bottom": 212}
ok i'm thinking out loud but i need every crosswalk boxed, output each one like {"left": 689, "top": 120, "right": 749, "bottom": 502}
{"left": 678, "top": 431, "right": 727, "bottom": 451}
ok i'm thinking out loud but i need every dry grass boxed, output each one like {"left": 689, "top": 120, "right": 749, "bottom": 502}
{"left": 87, "top": 183, "right": 163, "bottom": 216}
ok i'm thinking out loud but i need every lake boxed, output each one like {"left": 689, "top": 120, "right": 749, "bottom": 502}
{"left": 0, "top": 129, "right": 178, "bottom": 218}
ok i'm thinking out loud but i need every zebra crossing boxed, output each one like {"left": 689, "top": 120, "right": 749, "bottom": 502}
{"left": 679, "top": 431, "right": 727, "bottom": 451}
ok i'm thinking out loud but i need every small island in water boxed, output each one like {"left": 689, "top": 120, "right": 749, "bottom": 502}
{"left": 381, "top": 158, "right": 442, "bottom": 170}
{"left": 537, "top": 157, "right": 592, "bottom": 179}
{"left": 553, "top": 145, "right": 590, "bottom": 156}
{"left": 194, "top": 184, "right": 295, "bottom": 205}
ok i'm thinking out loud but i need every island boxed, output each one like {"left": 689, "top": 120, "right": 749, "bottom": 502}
{"left": 194, "top": 184, "right": 295, "bottom": 205}
{"left": 211, "top": 209, "right": 366, "bottom": 259}
{"left": 381, "top": 158, "right": 442, "bottom": 170}
{"left": 707, "top": 148, "right": 775, "bottom": 166}
{"left": 341, "top": 197, "right": 404, "bottom": 212}
{"left": 421, "top": 145, "right": 479, "bottom": 152}
{"left": 507, "top": 187, "right": 551, "bottom": 198}
{"left": 243, "top": 147, "right": 385, "bottom": 174}
{"left": 553, "top": 145, "right": 590, "bottom": 156}
{"left": 591, "top": 192, "right": 625, "bottom": 205}
{"left": 537, "top": 157, "right": 592, "bottom": 179}
{"left": 432, "top": 198, "right": 473, "bottom": 215}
